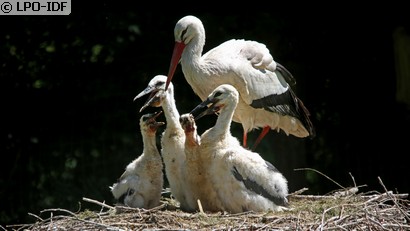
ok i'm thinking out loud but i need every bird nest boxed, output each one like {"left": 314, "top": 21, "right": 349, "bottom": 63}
{"left": 7, "top": 177, "right": 410, "bottom": 231}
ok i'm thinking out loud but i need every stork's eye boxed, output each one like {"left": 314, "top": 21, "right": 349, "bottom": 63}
{"left": 128, "top": 189, "right": 135, "bottom": 196}
{"left": 214, "top": 91, "right": 223, "bottom": 98}
{"left": 142, "top": 115, "right": 150, "bottom": 122}
{"left": 155, "top": 81, "right": 164, "bottom": 88}
{"left": 181, "top": 28, "right": 188, "bottom": 41}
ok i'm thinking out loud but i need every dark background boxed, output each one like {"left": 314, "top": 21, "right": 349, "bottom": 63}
{"left": 2, "top": 5, "right": 410, "bottom": 226}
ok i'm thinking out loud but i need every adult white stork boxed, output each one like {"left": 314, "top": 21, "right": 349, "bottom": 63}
{"left": 190, "top": 84, "right": 289, "bottom": 213}
{"left": 134, "top": 75, "right": 196, "bottom": 212}
{"left": 110, "top": 111, "right": 164, "bottom": 209}
{"left": 179, "top": 113, "right": 224, "bottom": 212}
{"left": 165, "top": 15, "right": 315, "bottom": 149}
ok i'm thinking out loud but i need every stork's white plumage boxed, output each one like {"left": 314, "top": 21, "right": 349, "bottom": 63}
{"left": 179, "top": 113, "right": 224, "bottom": 212}
{"left": 135, "top": 75, "right": 196, "bottom": 211}
{"left": 165, "top": 15, "right": 315, "bottom": 149}
{"left": 110, "top": 111, "right": 164, "bottom": 209}
{"left": 190, "top": 84, "right": 289, "bottom": 213}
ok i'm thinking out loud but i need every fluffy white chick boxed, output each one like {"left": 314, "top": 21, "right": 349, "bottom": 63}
{"left": 190, "top": 84, "right": 289, "bottom": 213}
{"left": 110, "top": 111, "right": 164, "bottom": 209}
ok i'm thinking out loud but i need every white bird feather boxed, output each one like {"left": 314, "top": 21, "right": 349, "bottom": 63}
{"left": 110, "top": 111, "right": 164, "bottom": 209}
{"left": 165, "top": 15, "right": 315, "bottom": 149}
{"left": 189, "top": 84, "right": 289, "bottom": 213}
{"left": 179, "top": 113, "right": 224, "bottom": 212}
{"left": 135, "top": 75, "right": 196, "bottom": 211}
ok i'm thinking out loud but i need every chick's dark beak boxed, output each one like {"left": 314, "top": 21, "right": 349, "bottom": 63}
{"left": 190, "top": 97, "right": 220, "bottom": 121}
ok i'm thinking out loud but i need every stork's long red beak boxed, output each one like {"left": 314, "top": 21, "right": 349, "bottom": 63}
{"left": 165, "top": 42, "right": 186, "bottom": 91}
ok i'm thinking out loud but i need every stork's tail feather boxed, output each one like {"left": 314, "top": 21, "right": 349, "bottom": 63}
{"left": 298, "top": 100, "right": 315, "bottom": 138}
{"left": 276, "top": 62, "right": 296, "bottom": 86}
{"left": 290, "top": 90, "right": 315, "bottom": 138}
{"left": 289, "top": 88, "right": 316, "bottom": 139}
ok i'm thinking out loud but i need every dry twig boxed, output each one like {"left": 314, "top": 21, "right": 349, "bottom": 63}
{"left": 7, "top": 175, "right": 410, "bottom": 230}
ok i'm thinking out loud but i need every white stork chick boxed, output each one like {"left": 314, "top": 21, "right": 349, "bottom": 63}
{"left": 134, "top": 75, "right": 196, "bottom": 211}
{"left": 190, "top": 84, "right": 289, "bottom": 213}
{"left": 179, "top": 113, "right": 224, "bottom": 212}
{"left": 165, "top": 15, "right": 315, "bottom": 149}
{"left": 110, "top": 111, "right": 164, "bottom": 209}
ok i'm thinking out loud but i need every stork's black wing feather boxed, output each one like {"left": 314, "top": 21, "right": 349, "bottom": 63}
{"left": 231, "top": 166, "right": 288, "bottom": 206}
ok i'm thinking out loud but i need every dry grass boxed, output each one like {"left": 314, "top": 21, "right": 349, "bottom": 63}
{"left": 5, "top": 177, "right": 410, "bottom": 231}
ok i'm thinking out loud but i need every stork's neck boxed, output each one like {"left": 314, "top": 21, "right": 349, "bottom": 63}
{"left": 162, "top": 90, "right": 181, "bottom": 130}
{"left": 180, "top": 35, "right": 209, "bottom": 100}
{"left": 183, "top": 29, "right": 205, "bottom": 66}
{"left": 182, "top": 36, "right": 204, "bottom": 67}
{"left": 212, "top": 101, "right": 237, "bottom": 139}
{"left": 185, "top": 130, "right": 200, "bottom": 149}
{"left": 142, "top": 133, "right": 158, "bottom": 156}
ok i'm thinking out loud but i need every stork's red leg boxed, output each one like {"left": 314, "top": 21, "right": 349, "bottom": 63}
{"left": 252, "top": 126, "right": 270, "bottom": 150}
{"left": 243, "top": 131, "right": 248, "bottom": 148}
